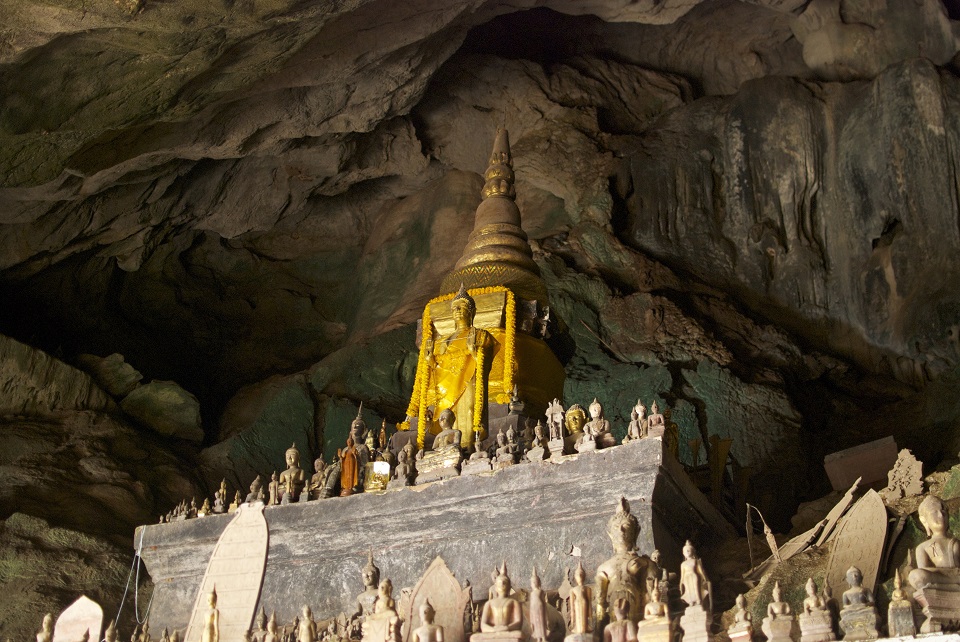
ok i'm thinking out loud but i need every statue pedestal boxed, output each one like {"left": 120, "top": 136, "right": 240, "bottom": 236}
{"left": 136, "top": 438, "right": 732, "bottom": 634}
{"left": 914, "top": 585, "right": 960, "bottom": 633}
{"left": 679, "top": 605, "right": 712, "bottom": 642}
{"left": 547, "top": 438, "right": 566, "bottom": 461}
{"left": 526, "top": 446, "right": 547, "bottom": 462}
{"left": 575, "top": 439, "right": 596, "bottom": 453}
{"left": 636, "top": 618, "right": 671, "bottom": 642}
{"left": 562, "top": 633, "right": 591, "bottom": 642}
{"left": 494, "top": 457, "right": 517, "bottom": 471}
{"left": 416, "top": 450, "right": 462, "bottom": 485}
{"left": 461, "top": 459, "right": 493, "bottom": 476}
{"left": 472, "top": 633, "right": 526, "bottom": 642}
{"left": 363, "top": 615, "right": 401, "bottom": 642}
{"left": 886, "top": 600, "right": 916, "bottom": 638}
{"left": 761, "top": 616, "right": 794, "bottom": 642}
{"left": 799, "top": 612, "right": 834, "bottom": 642}
{"left": 838, "top": 606, "right": 879, "bottom": 641}
{"left": 726, "top": 623, "right": 752, "bottom": 642}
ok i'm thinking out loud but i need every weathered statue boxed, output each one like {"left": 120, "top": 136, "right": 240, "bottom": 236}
{"left": 625, "top": 401, "right": 646, "bottom": 442}
{"left": 393, "top": 447, "right": 414, "bottom": 485}
{"left": 762, "top": 581, "right": 794, "bottom": 642}
{"left": 527, "top": 421, "right": 548, "bottom": 462}
{"left": 424, "top": 285, "right": 495, "bottom": 447}
{"left": 495, "top": 432, "right": 516, "bottom": 464}
{"left": 799, "top": 578, "right": 835, "bottom": 642}
{"left": 478, "top": 563, "right": 524, "bottom": 635}
{"left": 839, "top": 567, "right": 879, "bottom": 641}
{"left": 245, "top": 475, "right": 263, "bottom": 503}
{"left": 470, "top": 440, "right": 489, "bottom": 460}
{"left": 910, "top": 495, "right": 960, "bottom": 589}
{"left": 643, "top": 585, "right": 668, "bottom": 621}
{"left": 139, "top": 618, "right": 151, "bottom": 642}
{"left": 529, "top": 569, "right": 548, "bottom": 642}
{"left": 279, "top": 443, "right": 306, "bottom": 503}
{"left": 585, "top": 398, "right": 614, "bottom": 448}
{"left": 339, "top": 436, "right": 361, "bottom": 496}
{"left": 309, "top": 458, "right": 326, "bottom": 500}
{"left": 229, "top": 491, "right": 241, "bottom": 512}
{"left": 636, "top": 585, "right": 670, "bottom": 642}
{"left": 646, "top": 402, "right": 665, "bottom": 437}
{"left": 887, "top": 569, "right": 916, "bottom": 638}
{"left": 432, "top": 409, "right": 462, "bottom": 452}
{"left": 362, "top": 579, "right": 402, "bottom": 642}
{"left": 545, "top": 399, "right": 564, "bottom": 441}
{"left": 569, "top": 561, "right": 593, "bottom": 635}
{"left": 268, "top": 472, "right": 280, "bottom": 506}
{"left": 595, "top": 498, "right": 651, "bottom": 625}
{"left": 201, "top": 588, "right": 220, "bottom": 642}
{"left": 199, "top": 498, "right": 211, "bottom": 516}
{"left": 37, "top": 614, "right": 53, "bottom": 642}
{"left": 353, "top": 552, "right": 381, "bottom": 620}
{"left": 412, "top": 599, "right": 444, "bottom": 642}
{"left": 679, "top": 540, "right": 709, "bottom": 608}
{"left": 564, "top": 405, "right": 587, "bottom": 442}
{"left": 603, "top": 600, "right": 637, "bottom": 642}
{"left": 300, "top": 606, "right": 317, "bottom": 642}
{"left": 727, "top": 594, "right": 753, "bottom": 642}
{"left": 264, "top": 613, "right": 279, "bottom": 642}
{"left": 351, "top": 406, "right": 372, "bottom": 470}
{"left": 105, "top": 620, "right": 118, "bottom": 642}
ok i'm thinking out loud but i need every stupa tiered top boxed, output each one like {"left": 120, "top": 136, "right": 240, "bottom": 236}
{"left": 401, "top": 128, "right": 564, "bottom": 448}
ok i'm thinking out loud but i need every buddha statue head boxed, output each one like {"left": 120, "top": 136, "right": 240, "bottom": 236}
{"left": 589, "top": 398, "right": 603, "bottom": 419}
{"left": 565, "top": 404, "right": 587, "bottom": 434}
{"left": 438, "top": 409, "right": 455, "bottom": 431}
{"left": 362, "top": 551, "right": 381, "bottom": 590}
{"left": 772, "top": 580, "right": 783, "bottom": 603}
{"left": 302, "top": 605, "right": 312, "bottom": 620}
{"left": 607, "top": 497, "right": 640, "bottom": 554}
{"left": 420, "top": 599, "right": 436, "bottom": 625}
{"left": 531, "top": 567, "right": 541, "bottom": 590}
{"left": 651, "top": 400, "right": 660, "bottom": 415}
{"left": 682, "top": 540, "right": 696, "bottom": 559}
{"left": 649, "top": 584, "right": 661, "bottom": 604}
{"left": 805, "top": 577, "right": 817, "bottom": 597}
{"left": 919, "top": 495, "right": 949, "bottom": 536}
{"left": 494, "top": 563, "right": 512, "bottom": 597}
{"left": 314, "top": 458, "right": 325, "bottom": 473}
{"left": 285, "top": 443, "right": 301, "bottom": 468}
{"left": 451, "top": 284, "right": 477, "bottom": 329}
{"left": 633, "top": 400, "right": 645, "bottom": 419}
{"left": 208, "top": 586, "right": 218, "bottom": 608}
{"left": 846, "top": 566, "right": 863, "bottom": 588}
{"left": 574, "top": 560, "right": 587, "bottom": 586}
{"left": 351, "top": 404, "right": 367, "bottom": 442}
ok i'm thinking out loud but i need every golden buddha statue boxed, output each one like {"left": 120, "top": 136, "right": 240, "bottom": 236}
{"left": 279, "top": 443, "right": 306, "bottom": 502}
{"left": 401, "top": 127, "right": 565, "bottom": 450}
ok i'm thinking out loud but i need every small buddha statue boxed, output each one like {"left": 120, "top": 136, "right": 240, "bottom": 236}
{"left": 527, "top": 422, "right": 548, "bottom": 462}
{"left": 529, "top": 569, "right": 548, "bottom": 642}
{"left": 545, "top": 399, "right": 564, "bottom": 442}
{"left": 470, "top": 440, "right": 489, "bottom": 460}
{"left": 105, "top": 620, "right": 118, "bottom": 642}
{"left": 886, "top": 568, "right": 916, "bottom": 638}
{"left": 279, "top": 443, "right": 307, "bottom": 503}
{"left": 170, "top": 631, "right": 180, "bottom": 642}
{"left": 201, "top": 587, "right": 220, "bottom": 642}
{"left": 321, "top": 458, "right": 341, "bottom": 498}
{"left": 476, "top": 563, "right": 524, "bottom": 638}
{"left": 351, "top": 404, "right": 371, "bottom": 464}
{"left": 198, "top": 498, "right": 211, "bottom": 516}
{"left": 212, "top": 490, "right": 224, "bottom": 514}
{"left": 595, "top": 498, "right": 651, "bottom": 626}
{"left": 245, "top": 475, "right": 263, "bottom": 503}
{"left": 568, "top": 561, "right": 593, "bottom": 636}
{"left": 352, "top": 552, "right": 381, "bottom": 621}
{"left": 339, "top": 436, "right": 361, "bottom": 496}
{"left": 214, "top": 480, "right": 227, "bottom": 513}
{"left": 727, "top": 594, "right": 753, "bottom": 642}
{"left": 393, "top": 446, "right": 415, "bottom": 485}
{"left": 603, "top": 600, "right": 637, "bottom": 642}
{"left": 264, "top": 613, "right": 280, "bottom": 642}
{"left": 679, "top": 540, "right": 709, "bottom": 608}
{"left": 139, "top": 618, "right": 151, "bottom": 642}
{"left": 564, "top": 405, "right": 587, "bottom": 443}
{"left": 624, "top": 401, "right": 646, "bottom": 443}
{"left": 646, "top": 402, "right": 665, "bottom": 437}
{"left": 495, "top": 432, "right": 516, "bottom": 464}
{"left": 362, "top": 579, "right": 402, "bottom": 642}
{"left": 585, "top": 398, "right": 615, "bottom": 448}
{"left": 636, "top": 584, "right": 670, "bottom": 642}
{"left": 412, "top": 599, "right": 444, "bottom": 642}
{"left": 798, "top": 577, "right": 835, "bottom": 642}
{"left": 37, "top": 614, "right": 53, "bottom": 642}
{"left": 643, "top": 584, "right": 669, "bottom": 621}
{"left": 432, "top": 409, "right": 462, "bottom": 452}
{"left": 252, "top": 608, "right": 267, "bottom": 642}
{"left": 160, "top": 629, "right": 170, "bottom": 642}
{"left": 761, "top": 581, "right": 794, "bottom": 642}
{"left": 839, "top": 567, "right": 879, "bottom": 641}
{"left": 188, "top": 498, "right": 198, "bottom": 518}
{"left": 909, "top": 495, "right": 960, "bottom": 590}
{"left": 268, "top": 472, "right": 280, "bottom": 506}
{"left": 379, "top": 420, "right": 389, "bottom": 454}
{"left": 300, "top": 606, "right": 317, "bottom": 642}
{"left": 309, "top": 458, "right": 326, "bottom": 500}
{"left": 229, "top": 491, "right": 241, "bottom": 513}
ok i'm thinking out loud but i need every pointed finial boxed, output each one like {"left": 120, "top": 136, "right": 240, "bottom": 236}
{"left": 481, "top": 128, "right": 515, "bottom": 200}
{"left": 356, "top": 402, "right": 363, "bottom": 420}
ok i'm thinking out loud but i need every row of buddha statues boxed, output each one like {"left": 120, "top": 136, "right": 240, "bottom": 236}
{"left": 159, "top": 397, "right": 679, "bottom": 523}
{"left": 42, "top": 494, "right": 960, "bottom": 642}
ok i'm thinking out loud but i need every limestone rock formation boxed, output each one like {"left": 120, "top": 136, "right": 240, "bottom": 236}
{"left": 120, "top": 380, "right": 204, "bottom": 443}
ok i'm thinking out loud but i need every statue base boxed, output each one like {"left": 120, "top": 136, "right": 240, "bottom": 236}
{"left": 575, "top": 439, "right": 596, "bottom": 453}
{"left": 362, "top": 614, "right": 401, "bottom": 642}
{"left": 472, "top": 632, "right": 526, "bottom": 642}
{"left": 562, "top": 633, "right": 592, "bottom": 642}
{"left": 726, "top": 623, "right": 752, "bottom": 642}
{"left": 387, "top": 477, "right": 413, "bottom": 490}
{"left": 761, "top": 616, "right": 794, "bottom": 642}
{"left": 461, "top": 459, "right": 493, "bottom": 476}
{"left": 137, "top": 438, "right": 733, "bottom": 633}
{"left": 494, "top": 458, "right": 517, "bottom": 471}
{"left": 526, "top": 446, "right": 547, "bottom": 462}
{"left": 636, "top": 618, "right": 671, "bottom": 642}
{"left": 887, "top": 601, "right": 916, "bottom": 638}
{"left": 838, "top": 606, "right": 879, "bottom": 641}
{"left": 415, "top": 450, "right": 463, "bottom": 485}
{"left": 547, "top": 439, "right": 566, "bottom": 461}
{"left": 679, "top": 605, "right": 712, "bottom": 642}
{"left": 799, "top": 612, "right": 835, "bottom": 642}
{"left": 914, "top": 585, "right": 960, "bottom": 633}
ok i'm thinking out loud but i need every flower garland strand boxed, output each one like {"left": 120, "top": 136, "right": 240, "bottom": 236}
{"left": 415, "top": 303, "right": 432, "bottom": 448}
{"left": 497, "top": 289, "right": 516, "bottom": 404}
{"left": 474, "top": 343, "right": 485, "bottom": 438}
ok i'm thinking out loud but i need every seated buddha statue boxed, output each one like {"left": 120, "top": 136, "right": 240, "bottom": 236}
{"left": 432, "top": 409, "right": 462, "bottom": 453}
{"left": 279, "top": 443, "right": 306, "bottom": 502}
{"left": 425, "top": 285, "right": 495, "bottom": 448}
{"left": 585, "top": 399, "right": 615, "bottom": 449}
{"left": 839, "top": 566, "right": 879, "bottom": 640}
{"left": 475, "top": 564, "right": 525, "bottom": 641}
{"left": 909, "top": 495, "right": 960, "bottom": 589}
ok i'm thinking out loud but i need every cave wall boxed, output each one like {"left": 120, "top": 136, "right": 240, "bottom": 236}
{"left": 1, "top": 0, "right": 959, "bottom": 635}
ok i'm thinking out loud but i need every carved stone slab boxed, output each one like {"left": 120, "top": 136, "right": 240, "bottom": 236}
{"left": 53, "top": 595, "right": 103, "bottom": 642}
{"left": 825, "top": 490, "right": 887, "bottom": 595}
{"left": 184, "top": 502, "right": 268, "bottom": 642}
{"left": 400, "top": 557, "right": 472, "bottom": 642}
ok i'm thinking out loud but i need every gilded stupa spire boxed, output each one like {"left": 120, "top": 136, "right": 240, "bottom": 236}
{"left": 439, "top": 128, "right": 547, "bottom": 303}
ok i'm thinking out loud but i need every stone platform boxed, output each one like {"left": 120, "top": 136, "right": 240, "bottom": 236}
{"left": 136, "top": 438, "right": 732, "bottom": 632}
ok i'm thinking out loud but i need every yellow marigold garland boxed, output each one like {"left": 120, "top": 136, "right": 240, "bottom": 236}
{"left": 497, "top": 289, "right": 516, "bottom": 404}
{"left": 474, "top": 343, "right": 485, "bottom": 437}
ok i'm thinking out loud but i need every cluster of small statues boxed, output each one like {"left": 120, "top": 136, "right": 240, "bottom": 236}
{"left": 158, "top": 395, "right": 678, "bottom": 521}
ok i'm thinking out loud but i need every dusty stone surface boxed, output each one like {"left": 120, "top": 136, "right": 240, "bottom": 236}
{"left": 76, "top": 353, "right": 143, "bottom": 399}
{"left": 120, "top": 380, "right": 204, "bottom": 443}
